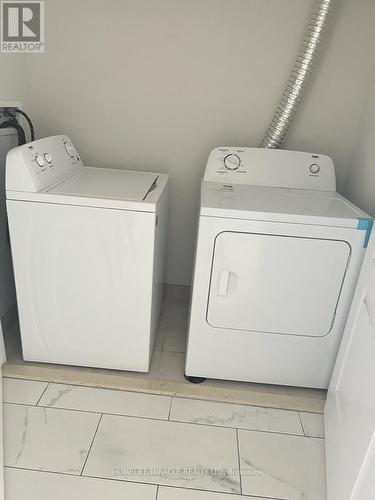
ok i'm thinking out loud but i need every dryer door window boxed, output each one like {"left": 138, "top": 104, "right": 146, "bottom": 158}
{"left": 207, "top": 231, "right": 351, "bottom": 337}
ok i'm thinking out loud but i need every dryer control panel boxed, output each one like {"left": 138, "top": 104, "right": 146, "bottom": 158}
{"left": 6, "top": 135, "right": 83, "bottom": 192}
{"left": 204, "top": 147, "right": 336, "bottom": 191}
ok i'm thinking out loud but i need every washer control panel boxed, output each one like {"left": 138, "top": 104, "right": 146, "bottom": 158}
{"left": 6, "top": 135, "right": 83, "bottom": 192}
{"left": 204, "top": 147, "right": 336, "bottom": 191}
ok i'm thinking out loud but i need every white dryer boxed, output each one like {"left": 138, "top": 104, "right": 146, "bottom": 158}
{"left": 185, "top": 147, "right": 373, "bottom": 388}
{"left": 6, "top": 135, "right": 169, "bottom": 372}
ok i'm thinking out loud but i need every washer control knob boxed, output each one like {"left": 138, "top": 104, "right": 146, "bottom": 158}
{"left": 64, "top": 143, "right": 76, "bottom": 158}
{"left": 44, "top": 152, "right": 52, "bottom": 164}
{"left": 310, "top": 163, "right": 320, "bottom": 174}
{"left": 224, "top": 153, "right": 241, "bottom": 170}
{"left": 35, "top": 155, "right": 45, "bottom": 167}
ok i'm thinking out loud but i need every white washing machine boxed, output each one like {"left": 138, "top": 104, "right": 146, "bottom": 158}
{"left": 185, "top": 147, "right": 373, "bottom": 388}
{"left": 6, "top": 135, "right": 169, "bottom": 372}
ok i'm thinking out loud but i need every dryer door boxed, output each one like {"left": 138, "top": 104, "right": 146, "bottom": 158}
{"left": 207, "top": 231, "right": 351, "bottom": 337}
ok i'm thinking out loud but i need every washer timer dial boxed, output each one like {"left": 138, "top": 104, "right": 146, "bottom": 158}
{"left": 224, "top": 153, "right": 241, "bottom": 170}
{"left": 64, "top": 142, "right": 77, "bottom": 158}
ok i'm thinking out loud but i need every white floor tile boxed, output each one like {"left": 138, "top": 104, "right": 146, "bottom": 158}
{"left": 154, "top": 328, "right": 167, "bottom": 350}
{"left": 238, "top": 430, "right": 326, "bottom": 499}
{"left": 159, "top": 285, "right": 189, "bottom": 353}
{"left": 300, "top": 412, "right": 325, "bottom": 438}
{"left": 163, "top": 326, "right": 187, "bottom": 353}
{"left": 4, "top": 403, "right": 100, "bottom": 474}
{"left": 3, "top": 378, "right": 48, "bottom": 405}
{"left": 4, "top": 467, "right": 157, "bottom": 500}
{"left": 170, "top": 397, "right": 303, "bottom": 435}
{"left": 38, "top": 383, "right": 171, "bottom": 419}
{"left": 158, "top": 485, "right": 275, "bottom": 499}
{"left": 84, "top": 414, "right": 241, "bottom": 494}
{"left": 156, "top": 351, "right": 189, "bottom": 383}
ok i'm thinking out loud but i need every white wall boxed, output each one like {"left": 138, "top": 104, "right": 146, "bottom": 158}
{"left": 0, "top": 56, "right": 26, "bottom": 100}
{"left": 0, "top": 55, "right": 27, "bottom": 317}
{"left": 344, "top": 63, "right": 375, "bottom": 216}
{"left": 12, "top": 0, "right": 375, "bottom": 284}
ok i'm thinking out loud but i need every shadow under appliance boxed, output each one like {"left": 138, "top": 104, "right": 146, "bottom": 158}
{"left": 6, "top": 135, "right": 169, "bottom": 371}
{"left": 186, "top": 147, "right": 373, "bottom": 388}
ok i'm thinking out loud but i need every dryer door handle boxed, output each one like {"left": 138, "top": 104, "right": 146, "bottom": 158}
{"left": 218, "top": 269, "right": 230, "bottom": 297}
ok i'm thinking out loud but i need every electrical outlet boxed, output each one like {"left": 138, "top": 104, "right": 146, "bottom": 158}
{"left": 0, "top": 100, "right": 22, "bottom": 126}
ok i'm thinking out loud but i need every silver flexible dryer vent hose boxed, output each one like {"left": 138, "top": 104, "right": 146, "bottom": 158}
{"left": 261, "top": 0, "right": 334, "bottom": 149}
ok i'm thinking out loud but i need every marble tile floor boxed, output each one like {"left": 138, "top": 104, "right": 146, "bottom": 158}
{"left": 2, "top": 285, "right": 326, "bottom": 413}
{"left": 3, "top": 377, "right": 326, "bottom": 500}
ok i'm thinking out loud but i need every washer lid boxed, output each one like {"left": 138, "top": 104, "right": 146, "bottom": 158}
{"left": 47, "top": 167, "right": 158, "bottom": 202}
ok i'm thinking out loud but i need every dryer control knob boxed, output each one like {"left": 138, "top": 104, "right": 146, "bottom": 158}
{"left": 224, "top": 154, "right": 241, "bottom": 170}
{"left": 64, "top": 143, "right": 76, "bottom": 158}
{"left": 310, "top": 163, "right": 320, "bottom": 174}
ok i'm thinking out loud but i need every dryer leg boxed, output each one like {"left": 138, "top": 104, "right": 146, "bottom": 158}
{"left": 184, "top": 374, "right": 206, "bottom": 384}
